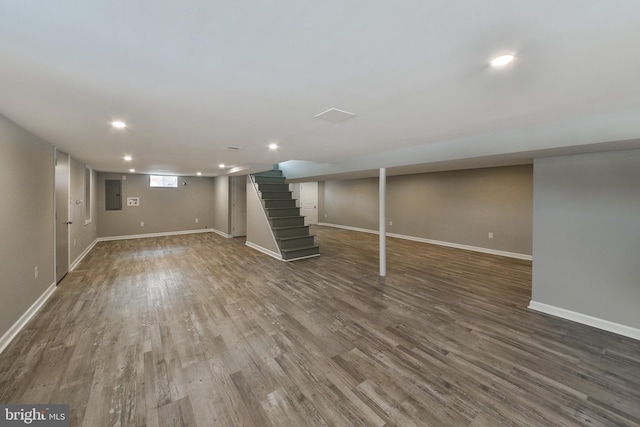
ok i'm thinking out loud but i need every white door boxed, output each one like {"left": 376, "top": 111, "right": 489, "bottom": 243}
{"left": 55, "top": 150, "right": 70, "bottom": 283}
{"left": 299, "top": 182, "right": 318, "bottom": 225}
{"left": 230, "top": 176, "right": 247, "bottom": 237}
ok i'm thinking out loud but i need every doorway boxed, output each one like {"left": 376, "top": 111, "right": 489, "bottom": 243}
{"left": 55, "top": 150, "right": 70, "bottom": 283}
{"left": 230, "top": 176, "right": 247, "bottom": 237}
{"left": 299, "top": 182, "right": 318, "bottom": 225}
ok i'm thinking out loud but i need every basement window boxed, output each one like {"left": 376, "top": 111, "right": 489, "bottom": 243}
{"left": 150, "top": 175, "right": 178, "bottom": 188}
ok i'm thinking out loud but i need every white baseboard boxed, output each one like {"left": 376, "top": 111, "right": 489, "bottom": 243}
{"left": 245, "top": 241, "right": 283, "bottom": 261}
{"left": 528, "top": 301, "right": 640, "bottom": 341}
{"left": 211, "top": 228, "right": 232, "bottom": 238}
{"left": 284, "top": 253, "right": 321, "bottom": 262}
{"left": 70, "top": 239, "right": 98, "bottom": 271}
{"left": 317, "top": 222, "right": 532, "bottom": 261}
{"left": 97, "top": 228, "right": 215, "bottom": 242}
{"left": 318, "top": 223, "right": 377, "bottom": 235}
{"left": 0, "top": 282, "right": 56, "bottom": 355}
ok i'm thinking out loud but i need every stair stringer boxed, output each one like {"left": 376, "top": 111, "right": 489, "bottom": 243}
{"left": 245, "top": 175, "right": 283, "bottom": 260}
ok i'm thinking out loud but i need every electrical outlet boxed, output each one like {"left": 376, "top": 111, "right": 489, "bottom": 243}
{"left": 140, "top": 221, "right": 145, "bottom": 227}
{"left": 34, "top": 266, "right": 38, "bottom": 279}
{"left": 488, "top": 232, "right": 494, "bottom": 239}
{"left": 74, "top": 238, "right": 77, "bottom": 246}
{"left": 325, "top": 213, "right": 327, "bottom": 218}
{"left": 195, "top": 218, "right": 199, "bottom": 223}
{"left": 389, "top": 220, "right": 393, "bottom": 226}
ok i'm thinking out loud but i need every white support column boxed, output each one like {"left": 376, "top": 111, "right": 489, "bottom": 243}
{"left": 379, "top": 167, "right": 387, "bottom": 277}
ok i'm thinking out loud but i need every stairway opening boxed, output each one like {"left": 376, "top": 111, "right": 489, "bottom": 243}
{"left": 251, "top": 170, "right": 320, "bottom": 261}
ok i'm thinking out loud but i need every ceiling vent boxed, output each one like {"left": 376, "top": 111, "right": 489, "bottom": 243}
{"left": 314, "top": 108, "right": 356, "bottom": 122}
{"left": 225, "top": 146, "right": 241, "bottom": 150}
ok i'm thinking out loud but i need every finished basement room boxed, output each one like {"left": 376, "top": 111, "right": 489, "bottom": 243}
{"left": 2, "top": 1, "right": 640, "bottom": 426}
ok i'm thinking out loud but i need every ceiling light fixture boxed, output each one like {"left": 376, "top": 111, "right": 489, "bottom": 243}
{"left": 197, "top": 172, "right": 202, "bottom": 176}
{"left": 268, "top": 143, "right": 278, "bottom": 150}
{"left": 123, "top": 155, "right": 132, "bottom": 161}
{"left": 111, "top": 120, "right": 127, "bottom": 129}
{"left": 129, "top": 169, "right": 135, "bottom": 173}
{"left": 491, "top": 54, "right": 515, "bottom": 67}
{"left": 219, "top": 164, "right": 225, "bottom": 168}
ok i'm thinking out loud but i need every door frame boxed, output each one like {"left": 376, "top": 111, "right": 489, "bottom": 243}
{"left": 230, "top": 176, "right": 247, "bottom": 237}
{"left": 299, "top": 182, "right": 318, "bottom": 225}
{"left": 54, "top": 149, "right": 70, "bottom": 284}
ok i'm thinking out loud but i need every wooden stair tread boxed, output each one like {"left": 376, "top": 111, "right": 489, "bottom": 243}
{"left": 272, "top": 225, "right": 308, "bottom": 231}
{"left": 277, "top": 234, "right": 316, "bottom": 242}
{"left": 280, "top": 245, "right": 320, "bottom": 253}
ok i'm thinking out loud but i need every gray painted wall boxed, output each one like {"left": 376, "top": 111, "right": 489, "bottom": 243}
{"left": 0, "top": 115, "right": 55, "bottom": 339}
{"left": 321, "top": 165, "right": 533, "bottom": 255}
{"left": 246, "top": 177, "right": 280, "bottom": 255}
{"left": 97, "top": 173, "right": 216, "bottom": 237}
{"left": 532, "top": 149, "right": 640, "bottom": 328}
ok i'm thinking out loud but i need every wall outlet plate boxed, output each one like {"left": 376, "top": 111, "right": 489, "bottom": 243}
{"left": 127, "top": 197, "right": 140, "bottom": 206}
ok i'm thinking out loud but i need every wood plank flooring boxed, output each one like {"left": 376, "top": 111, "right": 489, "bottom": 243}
{"left": 1, "top": 226, "right": 639, "bottom": 426}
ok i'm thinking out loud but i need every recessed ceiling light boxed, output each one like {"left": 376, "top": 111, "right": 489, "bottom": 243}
{"left": 111, "top": 120, "right": 127, "bottom": 129}
{"left": 219, "top": 164, "right": 225, "bottom": 168}
{"left": 491, "top": 54, "right": 515, "bottom": 67}
{"left": 197, "top": 172, "right": 202, "bottom": 176}
{"left": 268, "top": 143, "right": 278, "bottom": 150}
{"left": 123, "top": 155, "right": 132, "bottom": 161}
{"left": 129, "top": 169, "right": 135, "bottom": 173}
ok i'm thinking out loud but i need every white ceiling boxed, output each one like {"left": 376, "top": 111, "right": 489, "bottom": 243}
{"left": 2, "top": 1, "right": 640, "bottom": 179}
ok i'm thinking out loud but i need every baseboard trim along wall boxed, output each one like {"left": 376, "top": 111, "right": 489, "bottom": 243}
{"left": 97, "top": 228, "right": 215, "bottom": 242}
{"left": 317, "top": 222, "right": 532, "bottom": 261}
{"left": 0, "top": 281, "right": 56, "bottom": 355}
{"left": 70, "top": 239, "right": 98, "bottom": 271}
{"left": 245, "top": 241, "right": 283, "bottom": 261}
{"left": 211, "top": 228, "right": 232, "bottom": 238}
{"left": 529, "top": 301, "right": 640, "bottom": 341}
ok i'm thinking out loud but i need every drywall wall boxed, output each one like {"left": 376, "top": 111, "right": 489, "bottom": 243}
{"left": 212, "top": 175, "right": 230, "bottom": 235}
{"left": 97, "top": 173, "right": 216, "bottom": 237}
{"left": 531, "top": 149, "right": 640, "bottom": 329}
{"left": 246, "top": 177, "right": 280, "bottom": 257}
{"left": 317, "top": 181, "right": 325, "bottom": 216}
{"left": 69, "top": 157, "right": 97, "bottom": 263}
{"left": 322, "top": 178, "right": 380, "bottom": 230}
{"left": 321, "top": 165, "right": 533, "bottom": 255}
{"left": 0, "top": 114, "right": 55, "bottom": 340}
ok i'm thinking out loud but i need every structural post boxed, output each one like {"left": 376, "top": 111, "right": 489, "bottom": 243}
{"left": 379, "top": 167, "right": 387, "bottom": 277}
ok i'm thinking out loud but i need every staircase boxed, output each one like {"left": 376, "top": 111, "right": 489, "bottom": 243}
{"left": 252, "top": 170, "right": 320, "bottom": 260}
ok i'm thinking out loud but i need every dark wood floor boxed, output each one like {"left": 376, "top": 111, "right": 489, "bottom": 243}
{"left": 1, "top": 226, "right": 639, "bottom": 426}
